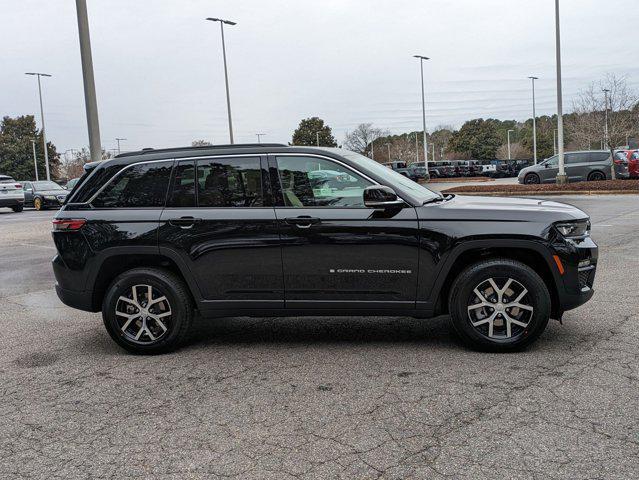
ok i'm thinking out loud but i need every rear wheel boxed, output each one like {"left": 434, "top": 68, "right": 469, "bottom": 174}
{"left": 11, "top": 205, "right": 23, "bottom": 212}
{"left": 448, "top": 259, "right": 550, "bottom": 352}
{"left": 524, "top": 173, "right": 541, "bottom": 184}
{"left": 102, "top": 268, "right": 194, "bottom": 354}
{"left": 587, "top": 171, "right": 605, "bottom": 181}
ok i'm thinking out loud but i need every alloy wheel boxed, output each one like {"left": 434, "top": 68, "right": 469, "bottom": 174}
{"left": 467, "top": 277, "right": 533, "bottom": 339}
{"left": 115, "top": 284, "right": 172, "bottom": 344}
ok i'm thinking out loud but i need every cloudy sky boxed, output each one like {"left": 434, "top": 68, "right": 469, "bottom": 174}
{"left": 2, "top": 0, "right": 638, "bottom": 153}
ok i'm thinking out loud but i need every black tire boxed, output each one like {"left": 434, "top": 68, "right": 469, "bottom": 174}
{"left": 524, "top": 173, "right": 541, "bottom": 184}
{"left": 587, "top": 171, "right": 605, "bottom": 181}
{"left": 102, "top": 268, "right": 194, "bottom": 354}
{"left": 448, "top": 258, "right": 550, "bottom": 352}
{"left": 11, "top": 205, "right": 23, "bottom": 212}
{"left": 33, "top": 197, "right": 46, "bottom": 210}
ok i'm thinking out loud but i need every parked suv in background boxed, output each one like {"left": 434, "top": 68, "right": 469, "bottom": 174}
{"left": 0, "top": 175, "right": 24, "bottom": 212}
{"left": 22, "top": 180, "right": 69, "bottom": 210}
{"left": 518, "top": 150, "right": 629, "bottom": 184}
{"left": 53, "top": 144, "right": 597, "bottom": 354}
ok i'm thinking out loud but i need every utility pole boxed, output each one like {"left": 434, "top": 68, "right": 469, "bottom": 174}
{"left": 507, "top": 129, "right": 514, "bottom": 160}
{"left": 75, "top": 0, "right": 102, "bottom": 163}
{"left": 384, "top": 143, "right": 391, "bottom": 162}
{"left": 206, "top": 17, "right": 236, "bottom": 144}
{"left": 414, "top": 55, "right": 430, "bottom": 171}
{"left": 554, "top": 0, "right": 567, "bottom": 184}
{"left": 529, "top": 76, "right": 539, "bottom": 164}
{"left": 255, "top": 133, "right": 266, "bottom": 143}
{"left": 115, "top": 137, "right": 126, "bottom": 154}
{"left": 31, "top": 140, "right": 39, "bottom": 181}
{"left": 25, "top": 72, "right": 51, "bottom": 180}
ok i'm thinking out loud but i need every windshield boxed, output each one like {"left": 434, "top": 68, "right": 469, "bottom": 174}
{"left": 33, "top": 181, "right": 64, "bottom": 190}
{"left": 323, "top": 148, "right": 440, "bottom": 202}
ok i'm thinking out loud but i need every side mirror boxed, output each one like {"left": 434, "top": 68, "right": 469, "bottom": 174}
{"left": 544, "top": 164, "right": 550, "bottom": 168}
{"left": 363, "top": 185, "right": 403, "bottom": 209}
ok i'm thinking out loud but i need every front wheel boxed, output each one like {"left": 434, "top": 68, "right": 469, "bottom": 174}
{"left": 524, "top": 173, "right": 541, "bottom": 184}
{"left": 102, "top": 268, "right": 194, "bottom": 354}
{"left": 33, "top": 197, "right": 44, "bottom": 210}
{"left": 448, "top": 259, "right": 550, "bottom": 352}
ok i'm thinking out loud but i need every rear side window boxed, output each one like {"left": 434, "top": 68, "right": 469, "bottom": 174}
{"left": 566, "top": 153, "right": 587, "bottom": 164}
{"left": 71, "top": 164, "right": 123, "bottom": 203}
{"left": 197, "top": 157, "right": 262, "bottom": 207}
{"left": 589, "top": 152, "right": 610, "bottom": 162}
{"left": 168, "top": 161, "right": 196, "bottom": 207}
{"left": 92, "top": 161, "right": 172, "bottom": 208}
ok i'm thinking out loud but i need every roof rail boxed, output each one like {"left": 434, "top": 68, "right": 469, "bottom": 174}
{"left": 114, "top": 143, "right": 288, "bottom": 158}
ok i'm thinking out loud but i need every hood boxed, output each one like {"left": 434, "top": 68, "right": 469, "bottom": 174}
{"left": 419, "top": 194, "right": 589, "bottom": 224}
{"left": 39, "top": 190, "right": 68, "bottom": 196}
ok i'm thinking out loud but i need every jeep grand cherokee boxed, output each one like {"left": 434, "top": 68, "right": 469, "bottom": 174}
{"left": 52, "top": 144, "right": 598, "bottom": 354}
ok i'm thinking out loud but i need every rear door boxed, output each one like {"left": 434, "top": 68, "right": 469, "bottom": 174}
{"left": 270, "top": 154, "right": 419, "bottom": 310}
{"left": 158, "top": 156, "right": 283, "bottom": 310}
{"left": 565, "top": 152, "right": 588, "bottom": 181}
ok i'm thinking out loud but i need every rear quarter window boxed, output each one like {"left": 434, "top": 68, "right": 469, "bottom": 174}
{"left": 589, "top": 152, "right": 610, "bottom": 163}
{"left": 91, "top": 161, "right": 173, "bottom": 208}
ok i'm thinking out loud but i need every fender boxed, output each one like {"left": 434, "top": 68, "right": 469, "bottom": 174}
{"left": 421, "top": 238, "right": 562, "bottom": 307}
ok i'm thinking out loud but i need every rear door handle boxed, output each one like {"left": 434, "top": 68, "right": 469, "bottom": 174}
{"left": 285, "top": 216, "right": 321, "bottom": 228}
{"left": 169, "top": 216, "right": 202, "bottom": 229}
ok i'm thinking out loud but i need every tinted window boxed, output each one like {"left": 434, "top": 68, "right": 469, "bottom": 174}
{"left": 92, "top": 161, "right": 172, "bottom": 208}
{"left": 276, "top": 156, "right": 372, "bottom": 207}
{"left": 71, "top": 164, "right": 124, "bottom": 203}
{"left": 168, "top": 161, "right": 196, "bottom": 207}
{"left": 566, "top": 153, "right": 587, "bottom": 164}
{"left": 589, "top": 152, "right": 610, "bottom": 163}
{"left": 632, "top": 152, "right": 639, "bottom": 160}
{"left": 197, "top": 157, "right": 262, "bottom": 207}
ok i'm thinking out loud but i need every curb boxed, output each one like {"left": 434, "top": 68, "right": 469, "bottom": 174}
{"left": 441, "top": 190, "right": 639, "bottom": 196}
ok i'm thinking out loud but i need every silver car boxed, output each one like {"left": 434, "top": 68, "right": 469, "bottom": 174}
{"left": 518, "top": 150, "right": 629, "bottom": 184}
{"left": 0, "top": 175, "right": 25, "bottom": 212}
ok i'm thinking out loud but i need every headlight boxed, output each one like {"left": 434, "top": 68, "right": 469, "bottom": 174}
{"left": 555, "top": 220, "right": 590, "bottom": 238}
{"left": 44, "top": 195, "right": 56, "bottom": 200}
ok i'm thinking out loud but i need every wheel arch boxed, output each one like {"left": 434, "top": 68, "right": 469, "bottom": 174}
{"left": 89, "top": 250, "right": 202, "bottom": 311}
{"left": 430, "top": 240, "right": 561, "bottom": 318}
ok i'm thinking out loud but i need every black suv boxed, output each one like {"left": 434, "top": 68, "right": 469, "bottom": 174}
{"left": 52, "top": 144, "right": 598, "bottom": 354}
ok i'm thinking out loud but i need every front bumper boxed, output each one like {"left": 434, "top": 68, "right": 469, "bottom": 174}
{"left": 553, "top": 234, "right": 598, "bottom": 315}
{"left": 41, "top": 196, "right": 67, "bottom": 207}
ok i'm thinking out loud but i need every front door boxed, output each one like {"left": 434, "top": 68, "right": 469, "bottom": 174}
{"left": 539, "top": 155, "right": 559, "bottom": 183}
{"left": 158, "top": 156, "right": 283, "bottom": 310}
{"left": 270, "top": 154, "right": 420, "bottom": 310}
{"left": 23, "top": 182, "right": 34, "bottom": 204}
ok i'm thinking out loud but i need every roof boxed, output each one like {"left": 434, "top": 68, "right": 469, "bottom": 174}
{"left": 114, "top": 143, "right": 288, "bottom": 158}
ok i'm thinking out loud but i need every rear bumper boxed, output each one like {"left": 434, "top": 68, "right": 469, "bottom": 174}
{"left": 0, "top": 197, "right": 24, "bottom": 207}
{"left": 55, "top": 283, "right": 96, "bottom": 312}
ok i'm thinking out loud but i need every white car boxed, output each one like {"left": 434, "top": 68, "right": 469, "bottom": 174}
{"left": 0, "top": 175, "right": 25, "bottom": 212}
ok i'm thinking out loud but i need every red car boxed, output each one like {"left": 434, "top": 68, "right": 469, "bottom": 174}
{"left": 619, "top": 150, "right": 639, "bottom": 178}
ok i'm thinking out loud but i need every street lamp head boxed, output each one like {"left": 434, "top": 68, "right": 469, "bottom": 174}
{"left": 25, "top": 72, "right": 52, "bottom": 77}
{"left": 206, "top": 17, "right": 236, "bottom": 25}
{"left": 528, "top": 76, "right": 539, "bottom": 80}
{"left": 413, "top": 55, "right": 430, "bottom": 60}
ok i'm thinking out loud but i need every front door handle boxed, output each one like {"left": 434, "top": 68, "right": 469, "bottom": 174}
{"left": 285, "top": 216, "right": 321, "bottom": 228}
{"left": 169, "top": 216, "right": 202, "bottom": 229}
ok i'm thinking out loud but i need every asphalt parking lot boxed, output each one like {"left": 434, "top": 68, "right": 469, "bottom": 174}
{"left": 1, "top": 197, "right": 638, "bottom": 479}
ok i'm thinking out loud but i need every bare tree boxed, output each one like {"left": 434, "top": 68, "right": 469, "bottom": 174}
{"left": 496, "top": 142, "right": 528, "bottom": 160}
{"left": 570, "top": 74, "right": 638, "bottom": 179}
{"left": 343, "top": 123, "right": 388, "bottom": 157}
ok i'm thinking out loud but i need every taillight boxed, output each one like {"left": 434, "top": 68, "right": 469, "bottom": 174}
{"left": 52, "top": 218, "right": 86, "bottom": 231}
{"left": 15, "top": 183, "right": 22, "bottom": 188}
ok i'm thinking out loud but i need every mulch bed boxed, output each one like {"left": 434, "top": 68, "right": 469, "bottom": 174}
{"left": 442, "top": 179, "right": 639, "bottom": 194}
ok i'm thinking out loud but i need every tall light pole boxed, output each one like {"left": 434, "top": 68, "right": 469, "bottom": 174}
{"left": 602, "top": 88, "right": 610, "bottom": 147}
{"left": 25, "top": 72, "right": 51, "bottom": 180}
{"left": 384, "top": 143, "right": 392, "bottom": 162}
{"left": 370, "top": 138, "right": 375, "bottom": 160}
{"left": 414, "top": 55, "right": 430, "bottom": 172}
{"left": 554, "top": 0, "right": 567, "bottom": 184}
{"left": 206, "top": 17, "right": 236, "bottom": 144}
{"left": 115, "top": 137, "right": 126, "bottom": 154}
{"left": 553, "top": 129, "right": 557, "bottom": 155}
{"left": 414, "top": 133, "right": 419, "bottom": 163}
{"left": 529, "top": 76, "right": 539, "bottom": 164}
{"left": 75, "top": 0, "right": 102, "bottom": 164}
{"left": 255, "top": 133, "right": 266, "bottom": 143}
{"left": 431, "top": 143, "right": 435, "bottom": 162}
{"left": 316, "top": 131, "right": 321, "bottom": 147}
{"left": 31, "top": 140, "right": 39, "bottom": 181}
{"left": 507, "top": 129, "right": 515, "bottom": 160}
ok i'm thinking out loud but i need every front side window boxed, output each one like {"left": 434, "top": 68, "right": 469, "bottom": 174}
{"left": 92, "top": 161, "right": 172, "bottom": 208}
{"left": 543, "top": 155, "right": 558, "bottom": 166}
{"left": 276, "top": 156, "right": 372, "bottom": 207}
{"left": 197, "top": 157, "right": 262, "bottom": 207}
